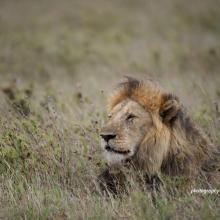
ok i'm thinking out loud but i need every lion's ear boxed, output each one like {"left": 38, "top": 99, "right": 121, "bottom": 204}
{"left": 159, "top": 94, "right": 181, "bottom": 124}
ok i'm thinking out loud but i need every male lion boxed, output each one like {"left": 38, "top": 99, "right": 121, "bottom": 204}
{"left": 99, "top": 77, "right": 219, "bottom": 192}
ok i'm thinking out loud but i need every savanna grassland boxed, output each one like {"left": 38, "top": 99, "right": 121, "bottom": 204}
{"left": 0, "top": 0, "right": 220, "bottom": 219}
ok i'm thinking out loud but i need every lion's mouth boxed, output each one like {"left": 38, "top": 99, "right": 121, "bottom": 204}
{"left": 105, "top": 145, "right": 130, "bottom": 154}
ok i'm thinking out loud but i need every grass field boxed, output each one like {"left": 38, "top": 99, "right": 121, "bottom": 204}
{"left": 0, "top": 0, "right": 220, "bottom": 219}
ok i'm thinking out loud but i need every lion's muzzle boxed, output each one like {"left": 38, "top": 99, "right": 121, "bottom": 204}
{"left": 100, "top": 132, "right": 130, "bottom": 154}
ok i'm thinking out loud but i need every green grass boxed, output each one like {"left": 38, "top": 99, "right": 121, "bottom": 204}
{"left": 0, "top": 0, "right": 220, "bottom": 219}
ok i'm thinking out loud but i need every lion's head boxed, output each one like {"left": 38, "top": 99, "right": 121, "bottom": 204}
{"left": 100, "top": 77, "right": 181, "bottom": 171}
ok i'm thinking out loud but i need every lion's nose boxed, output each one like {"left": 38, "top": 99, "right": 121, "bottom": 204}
{"left": 100, "top": 133, "right": 116, "bottom": 142}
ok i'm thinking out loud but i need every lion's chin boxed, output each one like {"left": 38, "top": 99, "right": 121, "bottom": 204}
{"left": 103, "top": 147, "right": 134, "bottom": 165}
{"left": 104, "top": 151, "right": 128, "bottom": 165}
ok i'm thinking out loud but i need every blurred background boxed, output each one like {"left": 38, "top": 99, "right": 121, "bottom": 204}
{"left": 0, "top": 0, "right": 220, "bottom": 110}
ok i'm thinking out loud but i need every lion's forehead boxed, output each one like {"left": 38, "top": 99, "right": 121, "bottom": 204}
{"left": 109, "top": 99, "right": 129, "bottom": 116}
{"left": 110, "top": 99, "right": 147, "bottom": 119}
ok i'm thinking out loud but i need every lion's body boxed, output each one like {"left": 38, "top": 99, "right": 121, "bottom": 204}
{"left": 100, "top": 77, "right": 219, "bottom": 185}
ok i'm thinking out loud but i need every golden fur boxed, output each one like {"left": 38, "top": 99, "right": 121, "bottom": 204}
{"left": 101, "top": 77, "right": 219, "bottom": 182}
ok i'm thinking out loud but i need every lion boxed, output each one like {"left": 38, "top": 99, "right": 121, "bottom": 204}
{"left": 99, "top": 77, "right": 219, "bottom": 192}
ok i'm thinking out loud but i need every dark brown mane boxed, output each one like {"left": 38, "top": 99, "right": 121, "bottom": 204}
{"left": 108, "top": 77, "right": 163, "bottom": 112}
{"left": 117, "top": 76, "right": 143, "bottom": 96}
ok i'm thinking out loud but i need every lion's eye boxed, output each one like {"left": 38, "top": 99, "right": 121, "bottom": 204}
{"left": 108, "top": 114, "right": 112, "bottom": 119}
{"left": 126, "top": 114, "right": 136, "bottom": 122}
